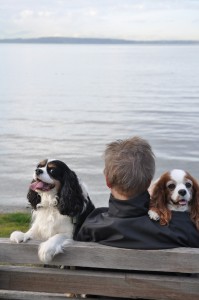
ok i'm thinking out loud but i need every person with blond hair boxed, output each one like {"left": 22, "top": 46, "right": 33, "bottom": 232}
{"left": 76, "top": 137, "right": 199, "bottom": 249}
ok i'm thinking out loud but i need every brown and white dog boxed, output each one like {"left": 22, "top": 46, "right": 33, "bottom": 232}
{"left": 10, "top": 159, "right": 95, "bottom": 263}
{"left": 148, "top": 169, "right": 199, "bottom": 230}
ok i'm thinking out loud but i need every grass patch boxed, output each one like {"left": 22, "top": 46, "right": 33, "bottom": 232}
{"left": 0, "top": 212, "right": 31, "bottom": 238}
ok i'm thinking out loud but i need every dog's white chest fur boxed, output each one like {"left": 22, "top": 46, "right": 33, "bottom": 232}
{"left": 32, "top": 207, "right": 73, "bottom": 240}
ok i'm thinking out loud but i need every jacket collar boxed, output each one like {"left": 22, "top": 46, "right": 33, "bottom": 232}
{"left": 108, "top": 191, "right": 150, "bottom": 218}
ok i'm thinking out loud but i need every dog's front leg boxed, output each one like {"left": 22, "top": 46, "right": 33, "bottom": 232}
{"left": 10, "top": 224, "right": 36, "bottom": 243}
{"left": 10, "top": 230, "right": 26, "bottom": 243}
{"left": 148, "top": 209, "right": 160, "bottom": 221}
{"left": 38, "top": 234, "right": 72, "bottom": 263}
{"left": 23, "top": 227, "right": 35, "bottom": 242}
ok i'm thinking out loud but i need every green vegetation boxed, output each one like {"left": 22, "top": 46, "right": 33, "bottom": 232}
{"left": 0, "top": 212, "right": 31, "bottom": 238}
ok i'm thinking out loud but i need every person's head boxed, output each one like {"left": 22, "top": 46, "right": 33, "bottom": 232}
{"left": 104, "top": 136, "right": 155, "bottom": 198}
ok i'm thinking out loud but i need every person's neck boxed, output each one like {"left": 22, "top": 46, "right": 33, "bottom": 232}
{"left": 111, "top": 188, "right": 129, "bottom": 200}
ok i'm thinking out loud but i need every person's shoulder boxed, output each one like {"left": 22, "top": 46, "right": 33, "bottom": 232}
{"left": 170, "top": 211, "right": 199, "bottom": 234}
{"left": 88, "top": 206, "right": 108, "bottom": 217}
{"left": 80, "top": 206, "right": 108, "bottom": 227}
{"left": 76, "top": 206, "right": 109, "bottom": 242}
{"left": 171, "top": 211, "right": 193, "bottom": 221}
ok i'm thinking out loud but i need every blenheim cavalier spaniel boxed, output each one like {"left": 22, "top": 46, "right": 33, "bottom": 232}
{"left": 10, "top": 159, "right": 95, "bottom": 263}
{"left": 148, "top": 169, "right": 199, "bottom": 230}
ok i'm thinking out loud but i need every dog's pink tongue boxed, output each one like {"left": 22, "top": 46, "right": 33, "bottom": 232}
{"left": 179, "top": 200, "right": 187, "bottom": 206}
{"left": 30, "top": 181, "right": 45, "bottom": 191}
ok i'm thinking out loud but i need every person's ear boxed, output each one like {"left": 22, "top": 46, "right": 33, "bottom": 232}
{"left": 105, "top": 176, "right": 112, "bottom": 189}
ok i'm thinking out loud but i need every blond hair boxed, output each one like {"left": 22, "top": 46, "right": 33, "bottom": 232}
{"left": 104, "top": 136, "right": 155, "bottom": 197}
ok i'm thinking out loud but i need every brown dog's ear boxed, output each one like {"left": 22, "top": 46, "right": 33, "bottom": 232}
{"left": 189, "top": 176, "right": 199, "bottom": 231}
{"left": 149, "top": 174, "right": 171, "bottom": 225}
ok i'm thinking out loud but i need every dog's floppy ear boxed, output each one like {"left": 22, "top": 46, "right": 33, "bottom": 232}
{"left": 27, "top": 181, "right": 41, "bottom": 209}
{"left": 57, "top": 170, "right": 85, "bottom": 217}
{"left": 189, "top": 176, "right": 199, "bottom": 231}
{"left": 150, "top": 175, "right": 171, "bottom": 225}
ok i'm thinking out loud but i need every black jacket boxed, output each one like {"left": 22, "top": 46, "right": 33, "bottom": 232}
{"left": 76, "top": 191, "right": 199, "bottom": 249}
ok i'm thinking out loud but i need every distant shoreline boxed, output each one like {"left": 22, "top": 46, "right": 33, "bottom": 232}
{"left": 0, "top": 205, "right": 31, "bottom": 214}
{"left": 0, "top": 37, "right": 199, "bottom": 45}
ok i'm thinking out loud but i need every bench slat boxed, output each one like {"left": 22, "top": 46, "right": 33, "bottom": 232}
{"left": 0, "top": 290, "right": 71, "bottom": 300}
{"left": 0, "top": 238, "right": 199, "bottom": 273}
{"left": 0, "top": 265, "right": 198, "bottom": 300}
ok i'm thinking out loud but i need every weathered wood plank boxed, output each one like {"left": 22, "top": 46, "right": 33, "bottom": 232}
{"left": 0, "top": 238, "right": 40, "bottom": 264}
{"left": 0, "top": 290, "right": 72, "bottom": 300}
{"left": 0, "top": 238, "right": 199, "bottom": 273}
{"left": 0, "top": 265, "right": 198, "bottom": 300}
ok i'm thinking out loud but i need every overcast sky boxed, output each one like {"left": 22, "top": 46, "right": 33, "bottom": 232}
{"left": 0, "top": 0, "right": 199, "bottom": 40}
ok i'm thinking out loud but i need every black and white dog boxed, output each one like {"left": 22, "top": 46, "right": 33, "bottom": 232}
{"left": 10, "top": 159, "right": 95, "bottom": 263}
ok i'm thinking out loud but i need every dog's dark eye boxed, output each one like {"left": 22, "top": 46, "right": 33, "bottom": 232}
{"left": 167, "top": 183, "right": 176, "bottom": 190}
{"left": 185, "top": 182, "right": 192, "bottom": 188}
{"left": 49, "top": 168, "right": 56, "bottom": 175}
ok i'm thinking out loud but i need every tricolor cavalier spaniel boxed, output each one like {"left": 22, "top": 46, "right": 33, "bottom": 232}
{"left": 10, "top": 159, "right": 95, "bottom": 263}
{"left": 148, "top": 169, "right": 199, "bottom": 230}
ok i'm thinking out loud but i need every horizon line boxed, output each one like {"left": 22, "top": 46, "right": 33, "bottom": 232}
{"left": 0, "top": 36, "right": 199, "bottom": 45}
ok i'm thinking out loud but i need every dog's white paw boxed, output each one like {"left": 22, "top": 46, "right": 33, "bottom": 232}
{"left": 38, "top": 240, "right": 63, "bottom": 263}
{"left": 23, "top": 232, "right": 32, "bottom": 242}
{"left": 148, "top": 210, "right": 160, "bottom": 221}
{"left": 38, "top": 241, "right": 54, "bottom": 263}
{"left": 10, "top": 231, "right": 25, "bottom": 243}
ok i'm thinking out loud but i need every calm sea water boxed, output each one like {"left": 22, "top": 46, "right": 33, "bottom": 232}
{"left": 0, "top": 44, "right": 199, "bottom": 209}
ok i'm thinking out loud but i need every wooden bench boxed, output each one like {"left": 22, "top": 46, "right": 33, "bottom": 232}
{"left": 0, "top": 238, "right": 198, "bottom": 299}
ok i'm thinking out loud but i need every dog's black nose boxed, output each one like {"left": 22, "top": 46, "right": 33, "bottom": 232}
{"left": 178, "top": 189, "right": 187, "bottom": 196}
{"left": 35, "top": 168, "right": 43, "bottom": 176}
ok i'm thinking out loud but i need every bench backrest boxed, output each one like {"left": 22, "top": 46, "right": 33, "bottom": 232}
{"left": 0, "top": 238, "right": 199, "bottom": 299}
